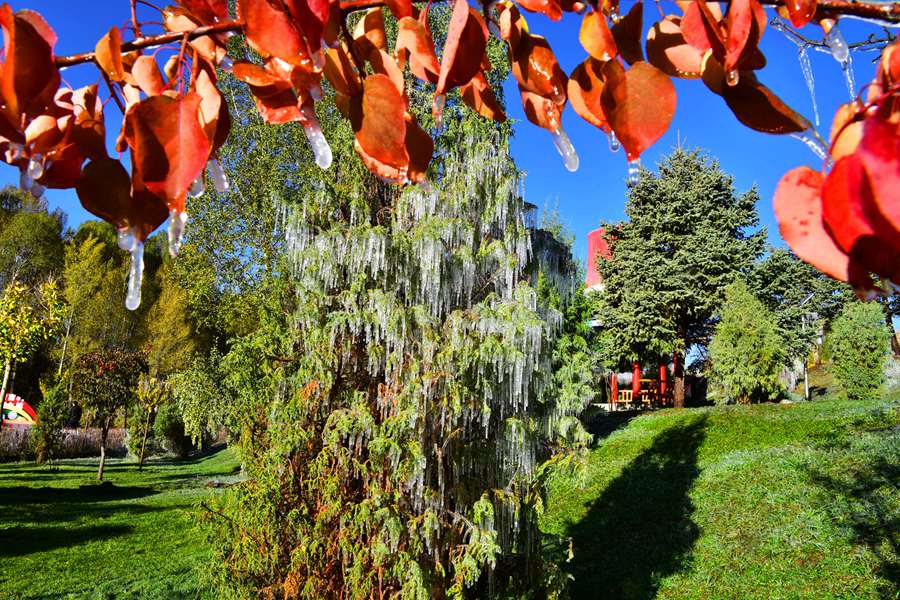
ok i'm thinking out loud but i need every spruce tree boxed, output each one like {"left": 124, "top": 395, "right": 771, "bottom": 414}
{"left": 595, "top": 149, "right": 764, "bottom": 406}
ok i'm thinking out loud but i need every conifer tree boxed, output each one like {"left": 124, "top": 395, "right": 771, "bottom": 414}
{"left": 595, "top": 149, "right": 764, "bottom": 406}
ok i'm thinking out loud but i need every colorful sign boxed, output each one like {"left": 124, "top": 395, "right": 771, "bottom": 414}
{"left": 2, "top": 394, "right": 36, "bottom": 428}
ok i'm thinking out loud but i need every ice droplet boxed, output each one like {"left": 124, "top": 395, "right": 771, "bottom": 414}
{"left": 432, "top": 94, "right": 446, "bottom": 128}
{"left": 167, "top": 210, "right": 188, "bottom": 258}
{"left": 125, "top": 241, "right": 145, "bottom": 311}
{"left": 725, "top": 70, "right": 739, "bottom": 87}
{"left": 27, "top": 154, "right": 44, "bottom": 180}
{"left": 312, "top": 49, "right": 325, "bottom": 71}
{"left": 626, "top": 158, "right": 641, "bottom": 187}
{"left": 824, "top": 24, "right": 849, "bottom": 64}
{"left": 551, "top": 126, "right": 579, "bottom": 172}
{"left": 189, "top": 175, "right": 206, "bottom": 197}
{"left": 19, "top": 169, "right": 32, "bottom": 192}
{"left": 608, "top": 131, "right": 620, "bottom": 153}
{"left": 219, "top": 56, "right": 234, "bottom": 72}
{"left": 207, "top": 159, "right": 229, "bottom": 193}
{"left": 797, "top": 46, "right": 819, "bottom": 127}
{"left": 117, "top": 227, "right": 137, "bottom": 253}
{"left": 301, "top": 107, "right": 332, "bottom": 169}
{"left": 790, "top": 129, "right": 833, "bottom": 169}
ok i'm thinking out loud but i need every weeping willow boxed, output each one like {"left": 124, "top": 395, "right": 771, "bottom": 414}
{"left": 204, "top": 77, "right": 588, "bottom": 597}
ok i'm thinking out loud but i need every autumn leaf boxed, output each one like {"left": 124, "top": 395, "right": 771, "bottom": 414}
{"left": 580, "top": 11, "right": 618, "bottom": 62}
{"left": 460, "top": 72, "right": 506, "bottom": 123}
{"left": 611, "top": 2, "right": 644, "bottom": 65}
{"left": 784, "top": 0, "right": 817, "bottom": 28}
{"left": 516, "top": 0, "right": 563, "bottom": 21}
{"left": 132, "top": 56, "right": 166, "bottom": 96}
{"left": 238, "top": 0, "right": 309, "bottom": 65}
{"left": 646, "top": 16, "right": 703, "bottom": 78}
{"left": 0, "top": 5, "right": 60, "bottom": 120}
{"left": 352, "top": 74, "right": 408, "bottom": 173}
{"left": 601, "top": 61, "right": 676, "bottom": 159}
{"left": 436, "top": 0, "right": 488, "bottom": 95}
{"left": 567, "top": 58, "right": 608, "bottom": 129}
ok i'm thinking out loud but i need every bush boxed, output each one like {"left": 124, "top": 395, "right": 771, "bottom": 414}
{"left": 827, "top": 302, "right": 890, "bottom": 401}
{"left": 709, "top": 280, "right": 787, "bottom": 404}
{"left": 153, "top": 403, "right": 192, "bottom": 457}
{"left": 126, "top": 402, "right": 160, "bottom": 458}
{"left": 31, "top": 381, "right": 69, "bottom": 465}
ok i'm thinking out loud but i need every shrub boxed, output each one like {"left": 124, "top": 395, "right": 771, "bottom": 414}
{"left": 709, "top": 280, "right": 787, "bottom": 404}
{"left": 827, "top": 302, "right": 890, "bottom": 401}
{"left": 31, "top": 381, "right": 69, "bottom": 465}
{"left": 153, "top": 403, "right": 192, "bottom": 457}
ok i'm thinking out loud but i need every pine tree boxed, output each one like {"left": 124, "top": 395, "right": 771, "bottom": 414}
{"left": 708, "top": 280, "right": 786, "bottom": 404}
{"left": 595, "top": 148, "right": 765, "bottom": 406}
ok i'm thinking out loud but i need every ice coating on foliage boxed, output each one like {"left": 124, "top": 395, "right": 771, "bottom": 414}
{"left": 725, "top": 69, "right": 739, "bottom": 87}
{"left": 797, "top": 46, "right": 819, "bottom": 126}
{"left": 118, "top": 227, "right": 144, "bottom": 311}
{"left": 551, "top": 127, "right": 579, "bottom": 172}
{"left": 189, "top": 175, "right": 206, "bottom": 197}
{"left": 627, "top": 158, "right": 641, "bottom": 187}
{"left": 167, "top": 209, "right": 188, "bottom": 258}
{"left": 278, "top": 129, "right": 585, "bottom": 591}
{"left": 824, "top": 25, "right": 857, "bottom": 98}
{"left": 207, "top": 159, "right": 229, "bottom": 193}
{"left": 791, "top": 129, "right": 834, "bottom": 168}
{"left": 117, "top": 227, "right": 137, "bottom": 253}
{"left": 27, "top": 154, "right": 44, "bottom": 180}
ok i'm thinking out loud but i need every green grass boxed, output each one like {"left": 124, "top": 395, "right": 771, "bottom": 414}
{"left": 543, "top": 396, "right": 900, "bottom": 599}
{"left": 0, "top": 447, "right": 241, "bottom": 599}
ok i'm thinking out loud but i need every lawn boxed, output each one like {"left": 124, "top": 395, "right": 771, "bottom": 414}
{"left": 0, "top": 447, "right": 241, "bottom": 599}
{"left": 543, "top": 396, "right": 900, "bottom": 599}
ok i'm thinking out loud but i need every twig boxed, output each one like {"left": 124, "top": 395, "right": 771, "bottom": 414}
{"left": 130, "top": 0, "right": 142, "bottom": 37}
{"left": 772, "top": 16, "right": 896, "bottom": 50}
{"left": 98, "top": 68, "right": 126, "bottom": 114}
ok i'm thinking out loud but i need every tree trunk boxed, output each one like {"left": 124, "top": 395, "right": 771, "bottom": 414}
{"left": 673, "top": 350, "right": 685, "bottom": 409}
{"left": 97, "top": 418, "right": 110, "bottom": 481}
{"left": 56, "top": 314, "right": 73, "bottom": 377}
{"left": 139, "top": 410, "right": 151, "bottom": 470}
{"left": 0, "top": 360, "right": 12, "bottom": 428}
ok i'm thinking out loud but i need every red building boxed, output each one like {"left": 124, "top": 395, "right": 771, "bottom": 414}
{"left": 585, "top": 227, "right": 611, "bottom": 292}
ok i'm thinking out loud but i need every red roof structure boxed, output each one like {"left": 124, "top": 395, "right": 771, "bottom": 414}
{"left": 586, "top": 227, "right": 611, "bottom": 290}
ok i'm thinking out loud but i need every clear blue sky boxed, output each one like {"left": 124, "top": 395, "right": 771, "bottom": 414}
{"left": 4, "top": 1, "right": 880, "bottom": 264}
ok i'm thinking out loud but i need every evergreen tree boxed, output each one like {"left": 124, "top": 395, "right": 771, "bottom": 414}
{"left": 708, "top": 280, "right": 786, "bottom": 404}
{"left": 145, "top": 264, "right": 203, "bottom": 377}
{"left": 595, "top": 148, "right": 765, "bottom": 406}
{"left": 827, "top": 302, "right": 891, "bottom": 401}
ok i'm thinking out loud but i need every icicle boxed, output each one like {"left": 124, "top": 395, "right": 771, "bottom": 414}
{"left": 125, "top": 241, "right": 145, "bottom": 311}
{"left": 27, "top": 154, "right": 44, "bottom": 180}
{"left": 19, "top": 169, "right": 32, "bottom": 192}
{"left": 797, "top": 45, "right": 819, "bottom": 127}
{"left": 550, "top": 126, "right": 579, "bottom": 172}
{"left": 824, "top": 23, "right": 849, "bottom": 63}
{"left": 626, "top": 158, "right": 640, "bottom": 187}
{"left": 839, "top": 56, "right": 856, "bottom": 99}
{"left": 207, "top": 159, "right": 229, "bottom": 193}
{"left": 790, "top": 128, "right": 833, "bottom": 168}
{"left": 117, "top": 227, "right": 137, "bottom": 252}
{"left": 167, "top": 210, "right": 188, "bottom": 258}
{"left": 301, "top": 107, "right": 333, "bottom": 169}
{"left": 432, "top": 94, "right": 446, "bottom": 128}
{"left": 725, "top": 69, "right": 739, "bottom": 87}
{"left": 189, "top": 175, "right": 205, "bottom": 197}
{"left": 310, "top": 82, "right": 325, "bottom": 102}
{"left": 219, "top": 56, "right": 234, "bottom": 72}
{"left": 312, "top": 48, "right": 325, "bottom": 71}
{"left": 608, "top": 131, "right": 620, "bottom": 153}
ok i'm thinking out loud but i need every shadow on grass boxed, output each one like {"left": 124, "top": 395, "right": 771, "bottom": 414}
{"left": 0, "top": 482, "right": 157, "bottom": 506}
{"left": 0, "top": 524, "right": 134, "bottom": 558}
{"left": 806, "top": 453, "right": 900, "bottom": 596}
{"left": 565, "top": 415, "right": 707, "bottom": 600}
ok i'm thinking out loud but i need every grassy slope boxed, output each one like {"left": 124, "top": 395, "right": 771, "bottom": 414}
{"left": 0, "top": 448, "right": 241, "bottom": 599}
{"left": 543, "top": 397, "right": 900, "bottom": 600}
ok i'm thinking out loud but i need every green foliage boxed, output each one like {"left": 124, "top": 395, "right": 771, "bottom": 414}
{"left": 170, "top": 351, "right": 225, "bottom": 446}
{"left": 708, "top": 280, "right": 786, "bottom": 404}
{"left": 0, "top": 194, "right": 64, "bottom": 287}
{"left": 127, "top": 374, "right": 172, "bottom": 458}
{"left": 595, "top": 148, "right": 764, "bottom": 368}
{"left": 0, "top": 279, "right": 64, "bottom": 368}
{"left": 31, "top": 380, "right": 69, "bottom": 465}
{"left": 153, "top": 402, "right": 194, "bottom": 458}
{"left": 146, "top": 264, "right": 203, "bottom": 376}
{"left": 827, "top": 302, "right": 890, "bottom": 401}
{"left": 748, "top": 248, "right": 851, "bottom": 359}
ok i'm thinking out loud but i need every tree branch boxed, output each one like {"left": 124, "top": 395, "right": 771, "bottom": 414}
{"left": 51, "top": 0, "right": 900, "bottom": 69}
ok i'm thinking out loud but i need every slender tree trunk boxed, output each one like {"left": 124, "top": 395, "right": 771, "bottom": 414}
{"left": 56, "top": 315, "right": 72, "bottom": 377}
{"left": 139, "top": 410, "right": 151, "bottom": 470}
{"left": 97, "top": 418, "right": 110, "bottom": 481}
{"left": 0, "top": 360, "right": 12, "bottom": 428}
{"left": 673, "top": 350, "right": 685, "bottom": 409}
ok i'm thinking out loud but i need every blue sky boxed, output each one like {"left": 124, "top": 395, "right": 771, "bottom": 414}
{"left": 3, "top": 1, "right": 882, "bottom": 264}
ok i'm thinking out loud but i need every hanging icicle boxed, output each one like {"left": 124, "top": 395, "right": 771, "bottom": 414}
{"left": 167, "top": 210, "right": 188, "bottom": 258}
{"left": 207, "top": 159, "right": 229, "bottom": 193}
{"left": 823, "top": 21, "right": 856, "bottom": 98}
{"left": 27, "top": 154, "right": 44, "bottom": 180}
{"left": 301, "top": 105, "right": 333, "bottom": 169}
{"left": 550, "top": 127, "right": 579, "bottom": 172}
{"left": 608, "top": 131, "right": 620, "bottom": 153}
{"left": 118, "top": 227, "right": 145, "bottom": 311}
{"left": 797, "top": 45, "right": 820, "bottom": 127}
{"left": 790, "top": 128, "right": 834, "bottom": 168}
{"left": 626, "top": 158, "right": 641, "bottom": 187}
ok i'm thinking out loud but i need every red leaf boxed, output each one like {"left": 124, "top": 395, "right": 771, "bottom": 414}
{"left": 178, "top": 0, "right": 229, "bottom": 23}
{"left": 404, "top": 114, "right": 433, "bottom": 183}
{"left": 95, "top": 26, "right": 126, "bottom": 82}
{"left": 858, "top": 103, "right": 900, "bottom": 236}
{"left": 436, "top": 0, "right": 488, "bottom": 95}
{"left": 646, "top": 16, "right": 703, "bottom": 78}
{"left": 520, "top": 87, "right": 564, "bottom": 132}
{"left": 396, "top": 17, "right": 440, "bottom": 84}
{"left": 774, "top": 166, "right": 864, "bottom": 284}
{"left": 717, "top": 70, "right": 809, "bottom": 134}
{"left": 132, "top": 56, "right": 166, "bottom": 96}
{"left": 126, "top": 93, "right": 211, "bottom": 213}
{"left": 323, "top": 47, "right": 362, "bottom": 98}
{"left": 723, "top": 0, "right": 766, "bottom": 73}
{"left": 580, "top": 11, "right": 617, "bottom": 62}
{"left": 784, "top": 0, "right": 817, "bottom": 28}
{"left": 681, "top": 0, "right": 725, "bottom": 57}
{"left": 384, "top": 0, "right": 413, "bottom": 19}
{"left": 829, "top": 101, "right": 863, "bottom": 160}
{"left": 601, "top": 61, "right": 676, "bottom": 159}
{"left": 194, "top": 68, "right": 231, "bottom": 153}
{"left": 238, "top": 0, "right": 309, "bottom": 65}
{"left": 70, "top": 84, "right": 107, "bottom": 160}
{"left": 510, "top": 35, "right": 568, "bottom": 102}
{"left": 352, "top": 8, "right": 387, "bottom": 59}
{"left": 284, "top": 0, "right": 331, "bottom": 55}
{"left": 352, "top": 74, "right": 408, "bottom": 173}
{"left": 0, "top": 5, "right": 59, "bottom": 120}
{"left": 822, "top": 153, "right": 900, "bottom": 280}
{"left": 567, "top": 58, "right": 608, "bottom": 130}
{"left": 611, "top": 2, "right": 644, "bottom": 65}
{"left": 460, "top": 72, "right": 506, "bottom": 123}
{"left": 516, "top": 0, "right": 563, "bottom": 21}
